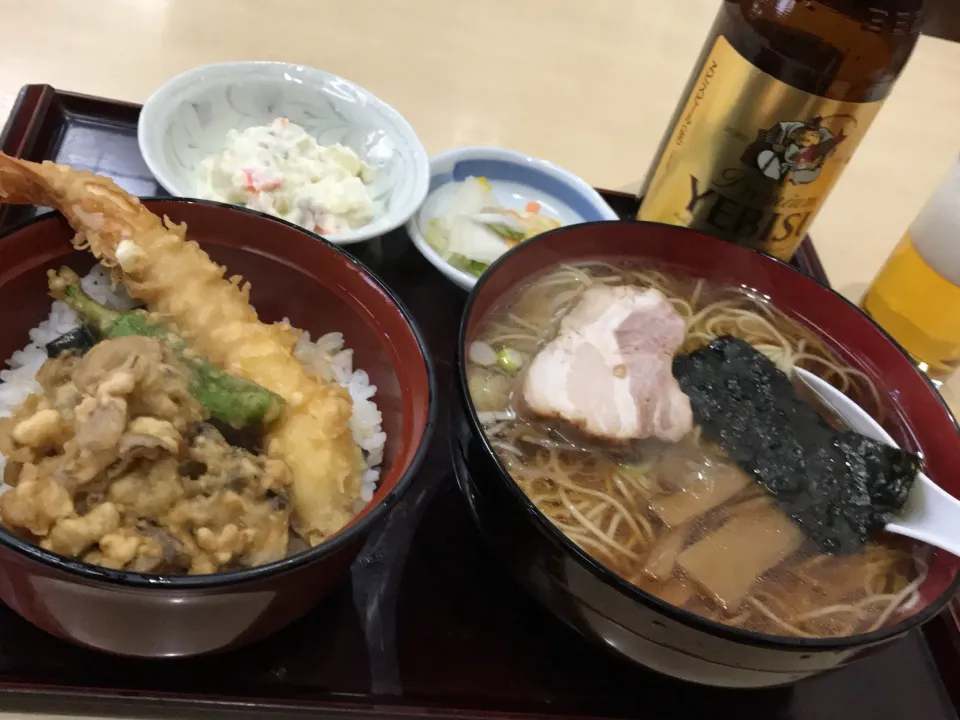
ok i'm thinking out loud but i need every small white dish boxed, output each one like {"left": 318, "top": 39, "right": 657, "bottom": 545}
{"left": 407, "top": 147, "right": 619, "bottom": 290}
{"left": 138, "top": 61, "right": 430, "bottom": 245}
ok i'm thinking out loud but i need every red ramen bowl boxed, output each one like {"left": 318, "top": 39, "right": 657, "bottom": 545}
{"left": 453, "top": 220, "right": 960, "bottom": 688}
{"left": 0, "top": 199, "right": 434, "bottom": 657}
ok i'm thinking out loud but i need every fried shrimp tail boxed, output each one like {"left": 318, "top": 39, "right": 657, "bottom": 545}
{"left": 0, "top": 153, "right": 365, "bottom": 542}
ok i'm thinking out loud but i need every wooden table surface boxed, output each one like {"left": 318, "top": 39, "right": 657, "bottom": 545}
{"left": 2, "top": 0, "right": 959, "bottom": 291}
{"left": 0, "top": 1, "right": 959, "bottom": 716}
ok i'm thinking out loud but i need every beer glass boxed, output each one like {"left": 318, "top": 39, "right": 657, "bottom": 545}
{"left": 861, "top": 157, "right": 960, "bottom": 382}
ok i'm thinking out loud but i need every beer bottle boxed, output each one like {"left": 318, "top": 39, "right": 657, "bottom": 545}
{"left": 638, "top": 0, "right": 924, "bottom": 261}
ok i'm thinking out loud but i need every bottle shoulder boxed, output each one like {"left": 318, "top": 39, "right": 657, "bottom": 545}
{"left": 715, "top": 0, "right": 922, "bottom": 102}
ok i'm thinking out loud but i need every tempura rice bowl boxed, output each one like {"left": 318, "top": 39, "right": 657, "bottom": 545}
{"left": 0, "top": 199, "right": 434, "bottom": 657}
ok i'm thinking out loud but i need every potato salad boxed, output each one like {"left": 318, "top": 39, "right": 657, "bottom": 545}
{"left": 197, "top": 118, "right": 377, "bottom": 235}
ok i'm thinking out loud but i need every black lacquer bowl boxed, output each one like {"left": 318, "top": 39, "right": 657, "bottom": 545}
{"left": 452, "top": 221, "right": 960, "bottom": 688}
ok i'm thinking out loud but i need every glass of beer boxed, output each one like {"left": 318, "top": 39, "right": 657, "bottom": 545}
{"left": 861, "top": 157, "right": 960, "bottom": 382}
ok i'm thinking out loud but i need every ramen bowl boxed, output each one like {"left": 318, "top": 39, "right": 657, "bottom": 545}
{"left": 452, "top": 220, "right": 960, "bottom": 688}
{"left": 0, "top": 199, "right": 434, "bottom": 657}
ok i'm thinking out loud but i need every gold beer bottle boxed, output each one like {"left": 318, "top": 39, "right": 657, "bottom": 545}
{"left": 638, "top": 0, "right": 924, "bottom": 260}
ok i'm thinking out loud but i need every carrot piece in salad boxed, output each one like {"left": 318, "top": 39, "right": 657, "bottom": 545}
{"left": 242, "top": 169, "right": 282, "bottom": 193}
{"left": 525, "top": 200, "right": 541, "bottom": 213}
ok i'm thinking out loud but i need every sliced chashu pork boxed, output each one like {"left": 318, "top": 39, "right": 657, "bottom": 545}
{"left": 522, "top": 285, "right": 692, "bottom": 442}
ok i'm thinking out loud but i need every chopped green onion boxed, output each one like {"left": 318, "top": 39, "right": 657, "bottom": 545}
{"left": 497, "top": 348, "right": 526, "bottom": 373}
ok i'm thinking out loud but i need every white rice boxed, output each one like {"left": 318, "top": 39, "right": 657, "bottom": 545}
{"left": 0, "top": 266, "right": 386, "bottom": 501}
{"left": 291, "top": 326, "right": 387, "bottom": 501}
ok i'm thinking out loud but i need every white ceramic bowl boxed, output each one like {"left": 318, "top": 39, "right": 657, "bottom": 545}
{"left": 138, "top": 61, "right": 430, "bottom": 245}
{"left": 407, "top": 147, "right": 619, "bottom": 290}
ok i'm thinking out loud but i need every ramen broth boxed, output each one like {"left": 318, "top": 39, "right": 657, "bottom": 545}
{"left": 468, "top": 262, "right": 926, "bottom": 639}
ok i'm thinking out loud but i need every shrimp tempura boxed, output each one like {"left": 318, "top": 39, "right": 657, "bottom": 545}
{"left": 0, "top": 154, "right": 364, "bottom": 543}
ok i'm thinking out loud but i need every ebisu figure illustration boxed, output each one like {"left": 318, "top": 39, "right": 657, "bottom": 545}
{"left": 741, "top": 115, "right": 857, "bottom": 186}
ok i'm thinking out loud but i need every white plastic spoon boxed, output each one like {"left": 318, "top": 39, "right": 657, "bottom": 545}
{"left": 794, "top": 367, "right": 960, "bottom": 558}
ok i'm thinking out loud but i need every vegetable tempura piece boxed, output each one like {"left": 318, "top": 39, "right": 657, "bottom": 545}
{"left": 0, "top": 153, "right": 365, "bottom": 543}
{"left": 49, "top": 267, "right": 285, "bottom": 430}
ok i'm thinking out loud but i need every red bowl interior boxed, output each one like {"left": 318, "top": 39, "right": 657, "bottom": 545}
{"left": 0, "top": 200, "right": 432, "bottom": 563}
{"left": 465, "top": 220, "right": 960, "bottom": 622}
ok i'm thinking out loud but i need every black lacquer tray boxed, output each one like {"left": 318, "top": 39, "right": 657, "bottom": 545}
{"left": 0, "top": 85, "right": 956, "bottom": 720}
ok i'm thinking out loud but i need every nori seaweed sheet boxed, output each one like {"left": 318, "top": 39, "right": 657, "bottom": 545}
{"left": 672, "top": 336, "right": 919, "bottom": 554}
